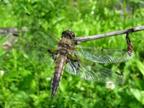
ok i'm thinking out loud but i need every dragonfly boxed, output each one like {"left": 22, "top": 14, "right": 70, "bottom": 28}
{"left": 48, "top": 30, "right": 134, "bottom": 96}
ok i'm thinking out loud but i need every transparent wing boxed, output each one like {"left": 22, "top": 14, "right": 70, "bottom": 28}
{"left": 65, "top": 59, "right": 123, "bottom": 84}
{"left": 75, "top": 46, "right": 134, "bottom": 64}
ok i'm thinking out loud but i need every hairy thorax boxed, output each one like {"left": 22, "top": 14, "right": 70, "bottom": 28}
{"left": 57, "top": 37, "right": 75, "bottom": 55}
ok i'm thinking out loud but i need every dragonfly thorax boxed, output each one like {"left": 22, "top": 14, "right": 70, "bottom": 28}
{"left": 57, "top": 31, "right": 76, "bottom": 55}
{"left": 58, "top": 38, "right": 75, "bottom": 55}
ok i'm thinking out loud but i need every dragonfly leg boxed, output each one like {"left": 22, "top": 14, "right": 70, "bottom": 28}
{"left": 125, "top": 32, "right": 133, "bottom": 56}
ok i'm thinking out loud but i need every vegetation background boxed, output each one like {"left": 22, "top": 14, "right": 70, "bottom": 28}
{"left": 0, "top": 0, "right": 144, "bottom": 108}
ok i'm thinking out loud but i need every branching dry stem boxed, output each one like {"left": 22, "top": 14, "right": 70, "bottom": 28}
{"left": 75, "top": 26, "right": 144, "bottom": 43}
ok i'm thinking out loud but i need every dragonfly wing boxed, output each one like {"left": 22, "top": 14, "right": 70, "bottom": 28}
{"left": 75, "top": 46, "right": 134, "bottom": 64}
{"left": 65, "top": 60, "right": 123, "bottom": 84}
{"left": 65, "top": 61, "right": 96, "bottom": 81}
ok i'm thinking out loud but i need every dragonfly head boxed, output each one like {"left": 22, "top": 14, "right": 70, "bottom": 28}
{"left": 62, "top": 30, "right": 75, "bottom": 39}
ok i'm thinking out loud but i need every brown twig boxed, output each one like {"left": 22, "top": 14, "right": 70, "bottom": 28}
{"left": 0, "top": 27, "right": 27, "bottom": 51}
{"left": 75, "top": 26, "right": 144, "bottom": 43}
{"left": 0, "top": 27, "right": 28, "bottom": 36}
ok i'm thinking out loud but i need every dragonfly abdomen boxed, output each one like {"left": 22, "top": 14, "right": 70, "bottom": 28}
{"left": 51, "top": 55, "right": 67, "bottom": 96}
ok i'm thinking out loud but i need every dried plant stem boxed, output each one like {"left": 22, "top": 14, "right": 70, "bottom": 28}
{"left": 75, "top": 26, "right": 144, "bottom": 43}
{"left": 0, "top": 27, "right": 27, "bottom": 51}
{"left": 0, "top": 27, "right": 28, "bottom": 36}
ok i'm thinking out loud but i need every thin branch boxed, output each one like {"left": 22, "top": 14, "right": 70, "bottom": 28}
{"left": 0, "top": 27, "right": 28, "bottom": 36}
{"left": 75, "top": 26, "right": 144, "bottom": 43}
{"left": 0, "top": 27, "right": 27, "bottom": 51}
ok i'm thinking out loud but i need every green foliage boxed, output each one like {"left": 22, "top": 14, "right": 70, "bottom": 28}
{"left": 0, "top": 0, "right": 144, "bottom": 108}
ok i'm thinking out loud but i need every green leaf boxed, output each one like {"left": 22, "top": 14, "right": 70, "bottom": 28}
{"left": 136, "top": 60, "right": 144, "bottom": 76}
{"left": 130, "top": 88, "right": 144, "bottom": 105}
{"left": 0, "top": 48, "right": 5, "bottom": 57}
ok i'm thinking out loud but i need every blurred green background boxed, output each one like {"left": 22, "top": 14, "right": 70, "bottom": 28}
{"left": 0, "top": 0, "right": 144, "bottom": 108}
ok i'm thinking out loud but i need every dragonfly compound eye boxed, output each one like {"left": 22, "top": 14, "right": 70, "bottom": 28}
{"left": 62, "top": 30, "right": 75, "bottom": 39}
